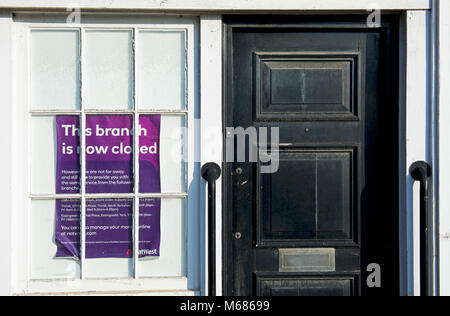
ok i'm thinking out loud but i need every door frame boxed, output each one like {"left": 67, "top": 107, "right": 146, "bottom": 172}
{"left": 217, "top": 12, "right": 434, "bottom": 296}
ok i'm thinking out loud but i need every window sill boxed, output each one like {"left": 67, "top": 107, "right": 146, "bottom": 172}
{"left": 16, "top": 276, "right": 191, "bottom": 295}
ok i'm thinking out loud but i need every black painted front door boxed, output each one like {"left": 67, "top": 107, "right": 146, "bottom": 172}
{"left": 223, "top": 16, "right": 399, "bottom": 296}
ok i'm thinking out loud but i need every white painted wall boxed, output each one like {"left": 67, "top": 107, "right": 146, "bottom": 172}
{"left": 0, "top": 0, "right": 431, "bottom": 10}
{"left": 404, "top": 10, "right": 431, "bottom": 296}
{"left": 0, "top": 13, "right": 13, "bottom": 297}
{"left": 200, "top": 15, "right": 223, "bottom": 296}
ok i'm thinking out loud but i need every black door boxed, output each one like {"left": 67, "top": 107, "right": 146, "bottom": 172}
{"left": 223, "top": 16, "right": 399, "bottom": 296}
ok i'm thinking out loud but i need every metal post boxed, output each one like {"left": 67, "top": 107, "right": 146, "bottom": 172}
{"left": 410, "top": 161, "right": 433, "bottom": 296}
{"left": 201, "top": 163, "right": 221, "bottom": 296}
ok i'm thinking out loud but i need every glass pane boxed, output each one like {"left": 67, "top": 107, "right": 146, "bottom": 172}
{"left": 138, "top": 115, "right": 161, "bottom": 193}
{"left": 33, "top": 115, "right": 185, "bottom": 195}
{"left": 139, "top": 198, "right": 186, "bottom": 277}
{"left": 83, "top": 198, "right": 133, "bottom": 278}
{"left": 31, "top": 200, "right": 80, "bottom": 280}
{"left": 138, "top": 30, "right": 186, "bottom": 110}
{"left": 30, "top": 30, "right": 80, "bottom": 110}
{"left": 140, "top": 115, "right": 186, "bottom": 193}
{"left": 84, "top": 30, "right": 133, "bottom": 110}
{"left": 31, "top": 116, "right": 80, "bottom": 195}
{"left": 86, "top": 115, "right": 133, "bottom": 194}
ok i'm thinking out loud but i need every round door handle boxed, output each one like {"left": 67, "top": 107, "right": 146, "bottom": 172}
{"left": 234, "top": 232, "right": 242, "bottom": 240}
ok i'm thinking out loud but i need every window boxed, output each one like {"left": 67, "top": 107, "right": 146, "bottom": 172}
{"left": 14, "top": 16, "right": 198, "bottom": 293}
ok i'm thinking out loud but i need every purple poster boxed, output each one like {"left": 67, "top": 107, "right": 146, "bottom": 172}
{"left": 55, "top": 115, "right": 162, "bottom": 259}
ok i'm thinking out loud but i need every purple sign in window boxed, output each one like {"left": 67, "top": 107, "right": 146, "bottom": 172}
{"left": 55, "top": 115, "right": 162, "bottom": 259}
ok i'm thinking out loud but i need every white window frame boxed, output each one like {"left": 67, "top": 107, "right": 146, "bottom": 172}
{"left": 10, "top": 14, "right": 200, "bottom": 295}
{"left": 0, "top": 12, "right": 13, "bottom": 297}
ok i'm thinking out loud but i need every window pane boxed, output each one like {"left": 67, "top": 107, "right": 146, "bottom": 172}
{"left": 139, "top": 198, "right": 186, "bottom": 277}
{"left": 86, "top": 115, "right": 133, "bottom": 194}
{"left": 138, "top": 30, "right": 186, "bottom": 110}
{"left": 31, "top": 200, "right": 80, "bottom": 280}
{"left": 31, "top": 116, "right": 80, "bottom": 195}
{"left": 83, "top": 198, "right": 133, "bottom": 278}
{"left": 84, "top": 30, "right": 133, "bottom": 110}
{"left": 140, "top": 115, "right": 186, "bottom": 193}
{"left": 30, "top": 30, "right": 80, "bottom": 110}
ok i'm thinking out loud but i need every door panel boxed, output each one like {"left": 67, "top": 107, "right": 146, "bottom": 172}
{"left": 255, "top": 52, "right": 359, "bottom": 120}
{"left": 224, "top": 16, "right": 399, "bottom": 296}
{"left": 259, "top": 149, "right": 355, "bottom": 244}
{"left": 257, "top": 276, "right": 357, "bottom": 297}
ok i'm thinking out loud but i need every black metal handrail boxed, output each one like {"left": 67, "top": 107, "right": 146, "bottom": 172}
{"left": 201, "top": 162, "right": 221, "bottom": 296}
{"left": 409, "top": 161, "right": 433, "bottom": 296}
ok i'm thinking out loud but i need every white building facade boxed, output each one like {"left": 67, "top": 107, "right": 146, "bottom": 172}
{"left": 0, "top": 0, "right": 448, "bottom": 296}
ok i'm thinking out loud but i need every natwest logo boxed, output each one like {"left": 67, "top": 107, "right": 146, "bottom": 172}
{"left": 139, "top": 249, "right": 158, "bottom": 256}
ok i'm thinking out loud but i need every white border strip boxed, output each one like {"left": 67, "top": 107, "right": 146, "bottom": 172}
{"left": 0, "top": 13, "right": 13, "bottom": 296}
{"left": 405, "top": 10, "right": 430, "bottom": 296}
{"left": 200, "top": 15, "right": 223, "bottom": 296}
{"left": 0, "top": 0, "right": 431, "bottom": 10}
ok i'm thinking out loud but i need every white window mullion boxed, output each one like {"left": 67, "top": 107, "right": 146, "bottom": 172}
{"left": 29, "top": 193, "right": 188, "bottom": 199}
{"left": 80, "top": 28, "right": 87, "bottom": 280}
{"left": 29, "top": 110, "right": 82, "bottom": 115}
{"left": 133, "top": 124, "right": 140, "bottom": 279}
{"left": 80, "top": 115, "right": 87, "bottom": 280}
{"left": 133, "top": 28, "right": 140, "bottom": 279}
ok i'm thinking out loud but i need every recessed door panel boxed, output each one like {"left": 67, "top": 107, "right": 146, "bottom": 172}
{"left": 255, "top": 52, "right": 360, "bottom": 121}
{"left": 258, "top": 149, "right": 355, "bottom": 245}
{"left": 257, "top": 276, "right": 356, "bottom": 297}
